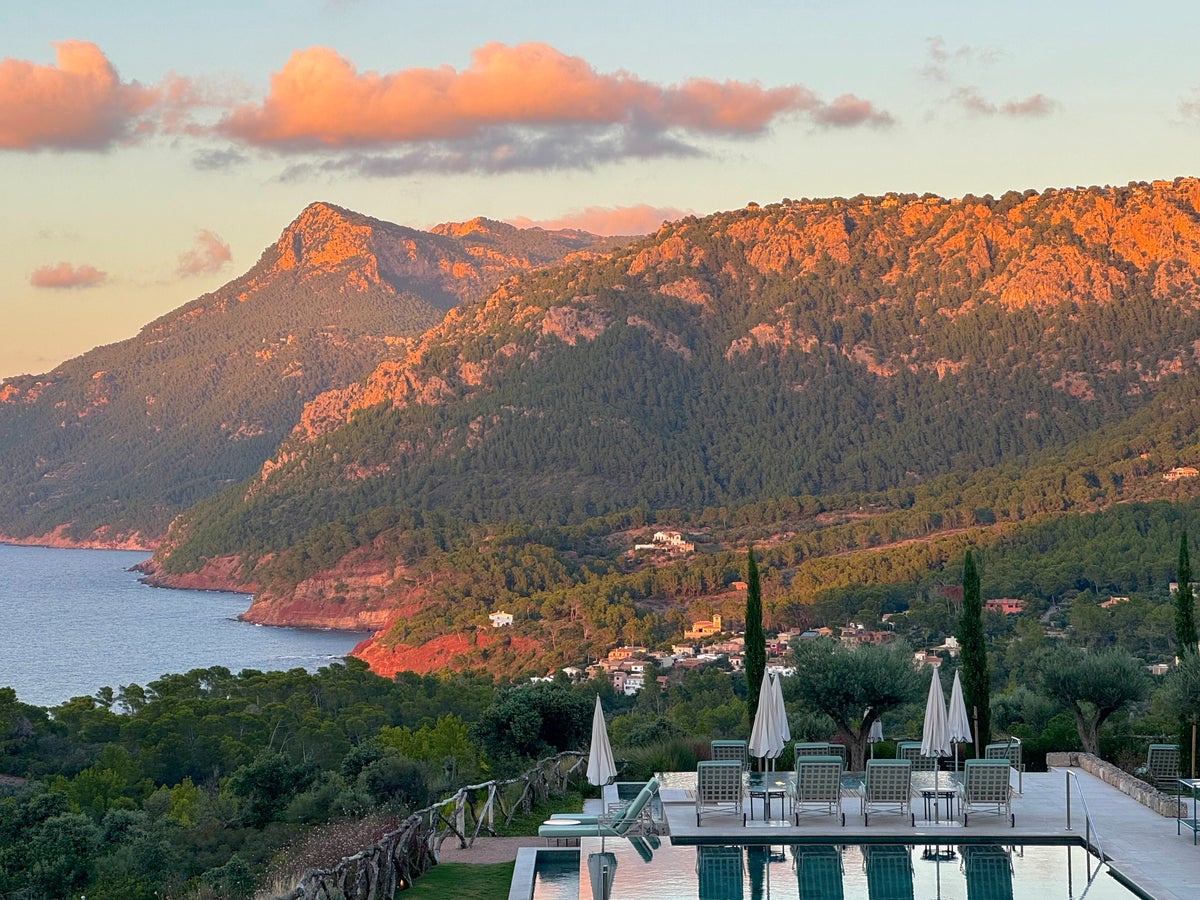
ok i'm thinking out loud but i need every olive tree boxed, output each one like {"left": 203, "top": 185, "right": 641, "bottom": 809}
{"left": 1038, "top": 647, "right": 1148, "bottom": 756}
{"left": 792, "top": 639, "right": 922, "bottom": 770}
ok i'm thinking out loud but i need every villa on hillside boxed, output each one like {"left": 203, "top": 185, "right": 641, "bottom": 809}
{"left": 684, "top": 613, "right": 723, "bottom": 640}
{"left": 633, "top": 530, "right": 696, "bottom": 554}
{"left": 1164, "top": 466, "right": 1199, "bottom": 481}
{"left": 488, "top": 611, "right": 513, "bottom": 628}
{"left": 984, "top": 598, "right": 1026, "bottom": 615}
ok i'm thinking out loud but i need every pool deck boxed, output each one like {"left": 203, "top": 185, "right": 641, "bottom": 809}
{"left": 614, "top": 765, "right": 1200, "bottom": 899}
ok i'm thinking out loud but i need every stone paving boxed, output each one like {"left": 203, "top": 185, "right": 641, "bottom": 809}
{"left": 488, "top": 761, "right": 1200, "bottom": 898}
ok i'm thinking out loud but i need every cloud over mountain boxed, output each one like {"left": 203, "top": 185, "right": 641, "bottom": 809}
{"left": 29, "top": 262, "right": 107, "bottom": 289}
{"left": 176, "top": 230, "right": 232, "bottom": 276}
{"left": 506, "top": 204, "right": 690, "bottom": 236}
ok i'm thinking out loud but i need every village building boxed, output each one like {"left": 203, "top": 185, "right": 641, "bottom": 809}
{"left": 983, "top": 598, "right": 1026, "bottom": 615}
{"left": 684, "top": 613, "right": 723, "bottom": 640}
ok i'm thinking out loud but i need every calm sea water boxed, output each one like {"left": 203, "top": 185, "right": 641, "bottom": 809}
{"left": 0, "top": 544, "right": 366, "bottom": 708}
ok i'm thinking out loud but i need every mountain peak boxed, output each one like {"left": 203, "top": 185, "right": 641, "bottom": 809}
{"left": 273, "top": 202, "right": 392, "bottom": 276}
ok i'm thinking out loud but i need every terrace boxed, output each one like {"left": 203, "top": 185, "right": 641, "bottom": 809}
{"left": 510, "top": 758, "right": 1200, "bottom": 899}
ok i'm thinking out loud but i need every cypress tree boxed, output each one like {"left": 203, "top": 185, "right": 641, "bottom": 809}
{"left": 744, "top": 548, "right": 766, "bottom": 722}
{"left": 1177, "top": 532, "right": 1197, "bottom": 656}
{"left": 957, "top": 550, "right": 991, "bottom": 750}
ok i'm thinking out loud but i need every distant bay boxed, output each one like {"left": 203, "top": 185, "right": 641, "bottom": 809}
{"left": 0, "top": 544, "right": 367, "bottom": 708}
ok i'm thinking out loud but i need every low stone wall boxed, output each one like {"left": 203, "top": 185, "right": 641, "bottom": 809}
{"left": 1047, "top": 751, "right": 1181, "bottom": 817}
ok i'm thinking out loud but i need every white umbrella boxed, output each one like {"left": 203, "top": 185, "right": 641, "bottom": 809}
{"left": 770, "top": 671, "right": 790, "bottom": 746}
{"left": 867, "top": 718, "right": 884, "bottom": 759}
{"left": 920, "top": 668, "right": 951, "bottom": 822}
{"left": 947, "top": 669, "right": 973, "bottom": 771}
{"left": 749, "top": 672, "right": 784, "bottom": 768}
{"left": 587, "top": 695, "right": 617, "bottom": 787}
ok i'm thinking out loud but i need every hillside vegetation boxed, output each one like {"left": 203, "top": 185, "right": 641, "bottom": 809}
{"left": 137, "top": 178, "right": 1200, "bottom": 674}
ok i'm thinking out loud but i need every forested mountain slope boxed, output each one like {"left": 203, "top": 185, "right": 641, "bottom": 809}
{"left": 138, "top": 178, "right": 1200, "bottom": 672}
{"left": 0, "top": 203, "right": 611, "bottom": 544}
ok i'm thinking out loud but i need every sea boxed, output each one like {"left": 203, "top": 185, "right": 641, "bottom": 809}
{"left": 0, "top": 544, "right": 367, "bottom": 709}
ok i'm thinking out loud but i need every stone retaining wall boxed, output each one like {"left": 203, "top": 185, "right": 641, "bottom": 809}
{"left": 1047, "top": 751, "right": 1181, "bottom": 817}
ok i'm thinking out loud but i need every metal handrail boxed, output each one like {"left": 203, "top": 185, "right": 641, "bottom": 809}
{"left": 1065, "top": 770, "right": 1109, "bottom": 862}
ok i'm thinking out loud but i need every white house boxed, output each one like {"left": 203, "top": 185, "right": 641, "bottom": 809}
{"left": 488, "top": 611, "right": 514, "bottom": 628}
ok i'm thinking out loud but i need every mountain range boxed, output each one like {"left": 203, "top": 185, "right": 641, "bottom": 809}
{"left": 0, "top": 203, "right": 611, "bottom": 545}
{"left": 9, "top": 179, "right": 1200, "bottom": 675}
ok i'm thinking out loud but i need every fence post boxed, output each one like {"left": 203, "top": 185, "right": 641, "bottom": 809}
{"left": 1065, "top": 772, "right": 1072, "bottom": 831}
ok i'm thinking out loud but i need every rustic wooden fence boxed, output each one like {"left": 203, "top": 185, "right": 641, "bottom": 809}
{"left": 273, "top": 750, "right": 587, "bottom": 899}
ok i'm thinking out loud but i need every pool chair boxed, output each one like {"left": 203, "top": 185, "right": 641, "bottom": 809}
{"left": 711, "top": 739, "right": 749, "bottom": 767}
{"left": 538, "top": 776, "right": 660, "bottom": 842}
{"left": 896, "top": 740, "right": 938, "bottom": 771}
{"left": 792, "top": 845, "right": 844, "bottom": 900}
{"left": 697, "top": 845, "right": 744, "bottom": 900}
{"left": 958, "top": 758, "right": 1014, "bottom": 827}
{"left": 790, "top": 754, "right": 846, "bottom": 826}
{"left": 696, "top": 759, "right": 746, "bottom": 826}
{"left": 863, "top": 845, "right": 914, "bottom": 900}
{"left": 794, "top": 741, "right": 848, "bottom": 765}
{"left": 985, "top": 737, "right": 1025, "bottom": 793}
{"left": 1146, "top": 743, "right": 1180, "bottom": 792}
{"left": 860, "top": 759, "right": 914, "bottom": 826}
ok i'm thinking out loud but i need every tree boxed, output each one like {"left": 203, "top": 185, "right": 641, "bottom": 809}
{"left": 472, "top": 682, "right": 592, "bottom": 770}
{"left": 957, "top": 550, "right": 991, "bottom": 749}
{"left": 744, "top": 548, "right": 766, "bottom": 722}
{"left": 791, "top": 640, "right": 922, "bottom": 770}
{"left": 1038, "top": 646, "right": 1148, "bottom": 756}
{"left": 1176, "top": 532, "right": 1197, "bottom": 656}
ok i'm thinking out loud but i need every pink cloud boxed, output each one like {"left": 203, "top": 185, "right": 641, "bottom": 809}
{"left": 219, "top": 43, "right": 889, "bottom": 151}
{"left": 951, "top": 86, "right": 1057, "bottom": 117}
{"left": 1000, "top": 94, "right": 1056, "bottom": 117}
{"left": 812, "top": 95, "right": 894, "bottom": 128}
{"left": 30, "top": 262, "right": 107, "bottom": 289}
{"left": 176, "top": 229, "right": 232, "bottom": 276}
{"left": 507, "top": 204, "right": 690, "bottom": 236}
{"left": 0, "top": 41, "right": 158, "bottom": 150}
{"left": 1183, "top": 91, "right": 1200, "bottom": 122}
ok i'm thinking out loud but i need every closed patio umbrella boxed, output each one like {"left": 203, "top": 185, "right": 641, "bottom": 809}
{"left": 749, "top": 673, "right": 785, "bottom": 769}
{"left": 947, "top": 670, "right": 973, "bottom": 771}
{"left": 919, "top": 668, "right": 951, "bottom": 822}
{"left": 868, "top": 718, "right": 884, "bottom": 759}
{"left": 770, "top": 671, "right": 791, "bottom": 747}
{"left": 587, "top": 695, "right": 617, "bottom": 787}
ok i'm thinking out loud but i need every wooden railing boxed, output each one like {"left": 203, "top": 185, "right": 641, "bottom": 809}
{"left": 273, "top": 750, "right": 587, "bottom": 899}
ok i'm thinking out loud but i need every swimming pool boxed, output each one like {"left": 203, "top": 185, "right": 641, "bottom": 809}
{"left": 528, "top": 838, "right": 1145, "bottom": 899}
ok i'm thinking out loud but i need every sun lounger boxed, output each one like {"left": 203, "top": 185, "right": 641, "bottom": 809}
{"left": 896, "top": 740, "right": 938, "bottom": 771}
{"left": 1147, "top": 743, "right": 1180, "bottom": 791}
{"left": 790, "top": 754, "right": 845, "bottom": 826}
{"left": 696, "top": 759, "right": 746, "bottom": 826}
{"left": 985, "top": 738, "right": 1024, "bottom": 793}
{"left": 711, "top": 739, "right": 749, "bottom": 767}
{"left": 958, "top": 758, "right": 1014, "bottom": 826}
{"left": 538, "top": 776, "right": 660, "bottom": 841}
{"left": 793, "top": 741, "right": 848, "bottom": 766}
{"left": 861, "top": 759, "right": 914, "bottom": 826}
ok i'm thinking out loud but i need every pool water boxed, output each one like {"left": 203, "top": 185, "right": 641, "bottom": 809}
{"left": 530, "top": 838, "right": 1143, "bottom": 899}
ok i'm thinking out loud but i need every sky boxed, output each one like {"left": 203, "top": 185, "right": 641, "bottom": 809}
{"left": 2, "top": 0, "right": 1197, "bottom": 380}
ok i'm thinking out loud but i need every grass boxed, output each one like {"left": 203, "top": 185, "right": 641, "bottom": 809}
{"left": 404, "top": 862, "right": 516, "bottom": 899}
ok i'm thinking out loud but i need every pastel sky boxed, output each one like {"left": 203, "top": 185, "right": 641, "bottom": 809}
{"left": 3, "top": 0, "right": 1197, "bottom": 379}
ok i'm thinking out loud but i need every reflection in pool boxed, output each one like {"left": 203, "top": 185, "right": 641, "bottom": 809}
{"left": 530, "top": 838, "right": 1144, "bottom": 900}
